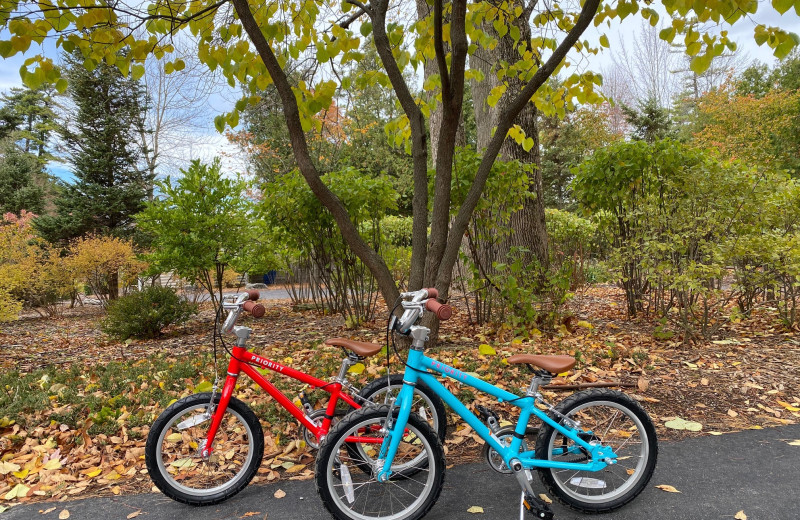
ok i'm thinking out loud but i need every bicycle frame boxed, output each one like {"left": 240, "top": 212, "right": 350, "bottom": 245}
{"left": 203, "top": 344, "right": 379, "bottom": 456}
{"left": 378, "top": 348, "right": 618, "bottom": 479}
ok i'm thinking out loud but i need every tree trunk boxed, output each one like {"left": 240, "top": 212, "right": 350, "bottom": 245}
{"left": 469, "top": 0, "right": 549, "bottom": 297}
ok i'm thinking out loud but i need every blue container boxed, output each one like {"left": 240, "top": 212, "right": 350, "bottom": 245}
{"left": 263, "top": 270, "right": 277, "bottom": 285}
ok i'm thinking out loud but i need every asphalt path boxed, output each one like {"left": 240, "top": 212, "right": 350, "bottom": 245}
{"left": 4, "top": 425, "right": 798, "bottom": 520}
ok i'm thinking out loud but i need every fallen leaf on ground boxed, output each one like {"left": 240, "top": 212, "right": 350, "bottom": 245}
{"left": 776, "top": 401, "right": 800, "bottom": 412}
{"left": 240, "top": 513, "right": 261, "bottom": 518}
{"left": 538, "top": 494, "right": 552, "bottom": 504}
{"left": 478, "top": 344, "right": 496, "bottom": 356}
{"left": 127, "top": 511, "right": 141, "bottom": 519}
{"left": 728, "top": 409, "right": 739, "bottom": 417}
{"left": 0, "top": 461, "right": 21, "bottom": 475}
{"left": 5, "top": 483, "right": 30, "bottom": 500}
{"left": 655, "top": 484, "right": 681, "bottom": 493}
{"left": 785, "top": 440, "right": 800, "bottom": 446}
{"left": 467, "top": 506, "right": 484, "bottom": 513}
{"left": 664, "top": 418, "right": 702, "bottom": 431}
{"left": 58, "top": 511, "right": 70, "bottom": 520}
{"left": 40, "top": 507, "right": 56, "bottom": 514}
{"left": 274, "top": 489, "right": 286, "bottom": 499}
{"left": 735, "top": 511, "right": 747, "bottom": 520}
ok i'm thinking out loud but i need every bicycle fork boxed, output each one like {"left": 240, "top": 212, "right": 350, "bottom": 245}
{"left": 198, "top": 330, "right": 249, "bottom": 457}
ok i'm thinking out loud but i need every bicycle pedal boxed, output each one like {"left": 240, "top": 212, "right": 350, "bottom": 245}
{"left": 475, "top": 404, "right": 499, "bottom": 422}
{"left": 522, "top": 492, "right": 554, "bottom": 520}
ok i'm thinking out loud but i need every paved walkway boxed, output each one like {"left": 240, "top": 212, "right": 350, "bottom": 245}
{"left": 4, "top": 425, "right": 798, "bottom": 520}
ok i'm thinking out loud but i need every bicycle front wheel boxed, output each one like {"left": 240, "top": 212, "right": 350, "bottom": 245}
{"left": 315, "top": 405, "right": 445, "bottom": 520}
{"left": 535, "top": 389, "right": 658, "bottom": 513}
{"left": 145, "top": 393, "right": 264, "bottom": 505}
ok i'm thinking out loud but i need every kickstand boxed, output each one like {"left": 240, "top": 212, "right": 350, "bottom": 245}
{"left": 520, "top": 491, "right": 554, "bottom": 520}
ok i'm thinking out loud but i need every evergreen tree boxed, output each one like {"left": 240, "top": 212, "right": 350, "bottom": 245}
{"left": 0, "top": 86, "right": 59, "bottom": 161}
{"left": 622, "top": 97, "right": 675, "bottom": 143}
{"left": 0, "top": 140, "right": 46, "bottom": 215}
{"left": 35, "top": 52, "right": 151, "bottom": 244}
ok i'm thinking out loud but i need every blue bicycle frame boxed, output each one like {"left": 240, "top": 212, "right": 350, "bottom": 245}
{"left": 377, "top": 348, "right": 618, "bottom": 480}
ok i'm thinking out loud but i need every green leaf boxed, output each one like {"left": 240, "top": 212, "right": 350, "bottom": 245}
{"left": 348, "top": 363, "right": 365, "bottom": 374}
{"left": 522, "top": 137, "right": 534, "bottom": 152}
{"left": 131, "top": 64, "right": 145, "bottom": 81}
{"left": 773, "top": 0, "right": 793, "bottom": 14}
{"left": 360, "top": 22, "right": 372, "bottom": 37}
{"left": 599, "top": 34, "right": 609, "bottom": 48}
{"left": 214, "top": 114, "right": 226, "bottom": 133}
{"left": 195, "top": 381, "right": 213, "bottom": 393}
{"left": 56, "top": 78, "right": 68, "bottom": 94}
{"left": 689, "top": 52, "right": 712, "bottom": 74}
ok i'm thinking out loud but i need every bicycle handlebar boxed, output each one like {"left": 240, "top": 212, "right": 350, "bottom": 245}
{"left": 425, "top": 298, "right": 452, "bottom": 321}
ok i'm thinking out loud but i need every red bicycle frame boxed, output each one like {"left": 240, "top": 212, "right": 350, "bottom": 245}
{"left": 203, "top": 344, "right": 382, "bottom": 454}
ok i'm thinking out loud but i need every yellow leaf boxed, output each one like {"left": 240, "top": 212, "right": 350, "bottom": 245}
{"left": 84, "top": 467, "right": 102, "bottom": 478}
{"left": 478, "top": 344, "right": 496, "bottom": 356}
{"left": 59, "top": 510, "right": 70, "bottom": 519}
{"left": 274, "top": 489, "right": 286, "bottom": 498}
{"left": 655, "top": 484, "right": 680, "bottom": 493}
{"left": 575, "top": 320, "right": 593, "bottom": 329}
{"left": 165, "top": 433, "right": 183, "bottom": 443}
{"left": 735, "top": 511, "right": 747, "bottom": 520}
{"left": 12, "top": 469, "right": 28, "bottom": 479}
{"left": 169, "top": 459, "right": 195, "bottom": 469}
{"left": 785, "top": 440, "right": 800, "bottom": 446}
{"left": 127, "top": 511, "right": 141, "bottom": 519}
{"left": 538, "top": 494, "right": 552, "bottom": 504}
{"left": 348, "top": 363, "right": 365, "bottom": 374}
{"left": 467, "top": 506, "right": 484, "bottom": 513}
{"left": 776, "top": 401, "right": 800, "bottom": 412}
{"left": 4, "top": 483, "right": 30, "bottom": 500}
{"left": 42, "top": 458, "right": 62, "bottom": 470}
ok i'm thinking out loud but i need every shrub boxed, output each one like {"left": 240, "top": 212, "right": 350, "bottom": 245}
{"left": 68, "top": 235, "right": 145, "bottom": 307}
{"left": 0, "top": 211, "right": 75, "bottom": 319}
{"left": 101, "top": 286, "right": 197, "bottom": 340}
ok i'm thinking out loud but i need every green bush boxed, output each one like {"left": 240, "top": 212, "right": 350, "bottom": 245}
{"left": 101, "top": 286, "right": 197, "bottom": 340}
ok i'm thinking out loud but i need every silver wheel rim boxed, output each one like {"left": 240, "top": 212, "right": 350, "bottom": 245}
{"left": 156, "top": 403, "right": 255, "bottom": 497}
{"left": 359, "top": 385, "right": 437, "bottom": 472}
{"left": 326, "top": 415, "right": 436, "bottom": 520}
{"left": 547, "top": 400, "right": 649, "bottom": 504}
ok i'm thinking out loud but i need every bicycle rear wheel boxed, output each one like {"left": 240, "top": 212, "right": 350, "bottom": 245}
{"left": 535, "top": 389, "right": 657, "bottom": 513}
{"left": 315, "top": 405, "right": 445, "bottom": 520}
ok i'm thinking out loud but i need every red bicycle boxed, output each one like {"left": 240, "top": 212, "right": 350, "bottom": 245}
{"left": 145, "top": 290, "right": 446, "bottom": 505}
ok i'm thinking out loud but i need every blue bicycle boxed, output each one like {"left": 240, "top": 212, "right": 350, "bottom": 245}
{"left": 315, "top": 288, "right": 658, "bottom": 520}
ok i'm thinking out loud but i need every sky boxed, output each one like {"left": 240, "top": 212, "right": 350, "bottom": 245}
{"left": 1, "top": 2, "right": 798, "bottom": 184}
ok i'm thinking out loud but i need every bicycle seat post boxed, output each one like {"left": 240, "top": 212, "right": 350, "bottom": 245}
{"left": 335, "top": 352, "right": 361, "bottom": 383}
{"left": 525, "top": 369, "right": 552, "bottom": 398}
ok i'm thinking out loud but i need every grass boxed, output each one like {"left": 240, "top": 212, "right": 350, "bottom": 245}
{"left": 0, "top": 353, "right": 210, "bottom": 433}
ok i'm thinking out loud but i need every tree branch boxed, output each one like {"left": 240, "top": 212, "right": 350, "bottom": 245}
{"left": 231, "top": 0, "right": 400, "bottom": 305}
{"left": 436, "top": 0, "right": 602, "bottom": 288}
{"left": 369, "top": 0, "right": 429, "bottom": 291}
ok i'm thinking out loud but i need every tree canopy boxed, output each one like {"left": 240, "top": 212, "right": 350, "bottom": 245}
{"left": 2, "top": 0, "right": 798, "bottom": 303}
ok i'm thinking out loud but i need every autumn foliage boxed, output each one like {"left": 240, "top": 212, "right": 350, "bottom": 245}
{"left": 0, "top": 211, "right": 74, "bottom": 321}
